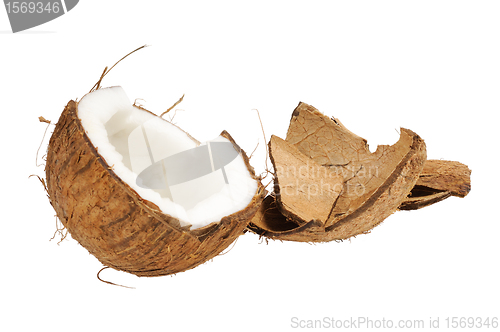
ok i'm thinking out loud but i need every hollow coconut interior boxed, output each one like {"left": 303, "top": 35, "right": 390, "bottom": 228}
{"left": 77, "top": 86, "right": 257, "bottom": 229}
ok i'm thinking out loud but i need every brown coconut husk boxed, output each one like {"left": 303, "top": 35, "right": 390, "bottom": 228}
{"left": 46, "top": 100, "right": 265, "bottom": 277}
{"left": 400, "top": 159, "right": 471, "bottom": 210}
{"left": 248, "top": 102, "right": 427, "bottom": 242}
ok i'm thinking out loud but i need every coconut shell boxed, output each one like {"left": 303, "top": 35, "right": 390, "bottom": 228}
{"left": 400, "top": 159, "right": 471, "bottom": 210}
{"left": 46, "top": 100, "right": 265, "bottom": 277}
{"left": 270, "top": 135, "right": 344, "bottom": 225}
{"left": 248, "top": 102, "right": 426, "bottom": 242}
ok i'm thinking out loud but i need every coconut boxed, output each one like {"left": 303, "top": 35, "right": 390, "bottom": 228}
{"left": 45, "top": 86, "right": 265, "bottom": 277}
{"left": 248, "top": 102, "right": 427, "bottom": 242}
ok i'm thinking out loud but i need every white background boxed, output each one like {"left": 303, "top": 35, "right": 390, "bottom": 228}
{"left": 1, "top": 1, "right": 498, "bottom": 331}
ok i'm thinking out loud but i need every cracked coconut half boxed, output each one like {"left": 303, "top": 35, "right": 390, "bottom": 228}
{"left": 46, "top": 86, "right": 265, "bottom": 277}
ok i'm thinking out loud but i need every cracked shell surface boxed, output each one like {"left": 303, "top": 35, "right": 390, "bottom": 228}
{"left": 249, "top": 102, "right": 427, "bottom": 242}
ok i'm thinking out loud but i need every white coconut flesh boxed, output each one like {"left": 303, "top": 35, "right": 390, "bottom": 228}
{"left": 77, "top": 86, "right": 258, "bottom": 229}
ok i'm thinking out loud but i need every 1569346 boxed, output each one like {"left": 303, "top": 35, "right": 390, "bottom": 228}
{"left": 3, "top": 0, "right": 79, "bottom": 33}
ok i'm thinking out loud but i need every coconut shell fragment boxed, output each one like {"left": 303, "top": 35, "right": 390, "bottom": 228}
{"left": 269, "top": 135, "right": 343, "bottom": 225}
{"left": 46, "top": 99, "right": 265, "bottom": 277}
{"left": 249, "top": 102, "right": 427, "bottom": 242}
{"left": 400, "top": 159, "right": 471, "bottom": 210}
